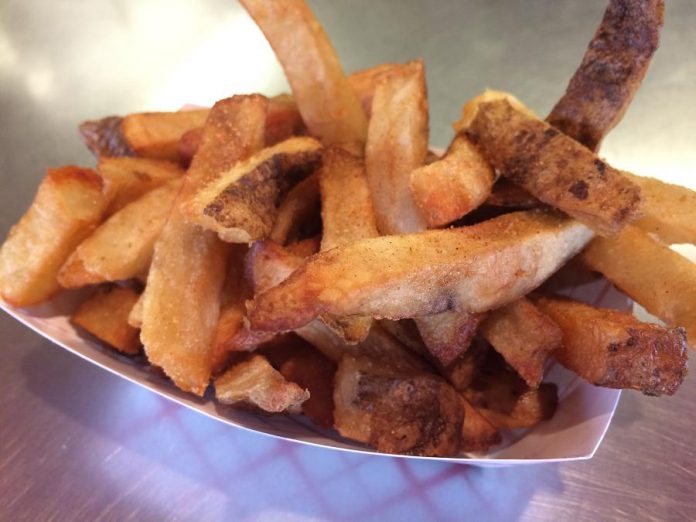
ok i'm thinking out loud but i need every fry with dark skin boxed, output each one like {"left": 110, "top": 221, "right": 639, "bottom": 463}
{"left": 534, "top": 294, "right": 688, "bottom": 396}
{"left": 547, "top": 0, "right": 664, "bottom": 151}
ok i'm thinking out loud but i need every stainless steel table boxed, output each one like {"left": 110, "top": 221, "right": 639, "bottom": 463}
{"left": 1, "top": 1, "right": 694, "bottom": 520}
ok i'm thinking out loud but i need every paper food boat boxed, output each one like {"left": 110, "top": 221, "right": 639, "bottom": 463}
{"left": 1, "top": 269, "right": 625, "bottom": 467}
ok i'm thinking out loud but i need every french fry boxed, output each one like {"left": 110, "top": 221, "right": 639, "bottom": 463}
{"left": 215, "top": 354, "right": 309, "bottom": 413}
{"left": 466, "top": 98, "right": 642, "bottom": 236}
{"left": 79, "top": 116, "right": 133, "bottom": 157}
{"left": 140, "top": 95, "right": 267, "bottom": 396}
{"left": 319, "top": 146, "right": 379, "bottom": 342}
{"left": 535, "top": 294, "right": 688, "bottom": 396}
{"left": 414, "top": 311, "right": 485, "bottom": 368}
{"left": 378, "top": 319, "right": 430, "bottom": 359}
{"left": 581, "top": 225, "right": 696, "bottom": 346}
{"left": 0, "top": 167, "right": 107, "bottom": 306}
{"left": 365, "top": 60, "right": 429, "bottom": 234}
{"left": 128, "top": 291, "right": 145, "bottom": 329}
{"left": 190, "top": 136, "right": 322, "bottom": 243}
{"left": 269, "top": 174, "right": 320, "bottom": 245}
{"left": 547, "top": 0, "right": 664, "bottom": 151}
{"left": 479, "top": 298, "right": 562, "bottom": 388}
{"left": 97, "top": 156, "right": 184, "bottom": 216}
{"left": 461, "top": 398, "right": 502, "bottom": 453}
{"left": 453, "top": 89, "right": 536, "bottom": 133}
{"left": 410, "top": 134, "right": 495, "bottom": 228}
{"left": 249, "top": 210, "right": 594, "bottom": 331}
{"left": 240, "top": 0, "right": 367, "bottom": 148}
{"left": 72, "top": 285, "right": 141, "bottom": 354}
{"left": 485, "top": 178, "right": 539, "bottom": 209}
{"left": 623, "top": 172, "right": 696, "bottom": 245}
{"left": 58, "top": 178, "right": 183, "bottom": 288}
{"left": 346, "top": 63, "right": 398, "bottom": 117}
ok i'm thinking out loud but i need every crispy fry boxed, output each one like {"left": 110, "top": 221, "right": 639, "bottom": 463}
{"left": 485, "top": 178, "right": 539, "bottom": 209}
{"left": 79, "top": 116, "right": 133, "bottom": 157}
{"left": 547, "top": 0, "right": 664, "bottom": 151}
{"left": 535, "top": 295, "right": 688, "bottom": 396}
{"left": 461, "top": 398, "right": 502, "bottom": 453}
{"left": 414, "top": 312, "right": 485, "bottom": 367}
{"left": 240, "top": 0, "right": 367, "bottom": 148}
{"left": 249, "top": 210, "right": 594, "bottom": 331}
{"left": 480, "top": 298, "right": 562, "bottom": 388}
{"left": 0, "top": 167, "right": 107, "bottom": 306}
{"left": 319, "top": 146, "right": 379, "bottom": 342}
{"left": 582, "top": 225, "right": 696, "bottom": 346}
{"left": 190, "top": 136, "right": 322, "bottom": 243}
{"left": 120, "top": 109, "right": 210, "bottom": 161}
{"left": 334, "top": 353, "right": 463, "bottom": 456}
{"left": 215, "top": 354, "right": 309, "bottom": 413}
{"left": 58, "top": 178, "right": 183, "bottom": 287}
{"left": 466, "top": 98, "right": 642, "bottom": 236}
{"left": 623, "top": 172, "right": 696, "bottom": 245}
{"left": 269, "top": 174, "right": 321, "bottom": 245}
{"left": 463, "top": 349, "right": 558, "bottom": 430}
{"left": 453, "top": 90, "right": 535, "bottom": 133}
{"left": 97, "top": 157, "right": 184, "bottom": 216}
{"left": 410, "top": 134, "right": 495, "bottom": 228}
{"left": 72, "top": 285, "right": 141, "bottom": 354}
{"left": 140, "top": 95, "right": 267, "bottom": 395}
{"left": 365, "top": 60, "right": 429, "bottom": 234}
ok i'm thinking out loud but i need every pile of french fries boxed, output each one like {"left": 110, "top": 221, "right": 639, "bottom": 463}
{"left": 1, "top": 0, "right": 693, "bottom": 457}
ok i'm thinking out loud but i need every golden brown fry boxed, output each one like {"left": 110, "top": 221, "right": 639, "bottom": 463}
{"left": 58, "top": 178, "right": 183, "bottom": 288}
{"left": 467, "top": 98, "right": 642, "bottom": 236}
{"left": 97, "top": 157, "right": 184, "bottom": 216}
{"left": 535, "top": 294, "right": 688, "bottom": 396}
{"left": 334, "top": 353, "right": 463, "bottom": 456}
{"left": 365, "top": 60, "right": 429, "bottom": 234}
{"left": 581, "top": 225, "right": 696, "bottom": 346}
{"left": 72, "top": 285, "right": 141, "bottom": 354}
{"left": 410, "top": 134, "right": 495, "bottom": 228}
{"left": 414, "top": 311, "right": 485, "bottom": 367}
{"left": 0, "top": 167, "right": 107, "bottom": 307}
{"left": 623, "top": 172, "right": 696, "bottom": 245}
{"left": 240, "top": 0, "right": 367, "bottom": 148}
{"left": 79, "top": 116, "right": 133, "bottom": 157}
{"left": 120, "top": 109, "right": 210, "bottom": 161}
{"left": 190, "top": 136, "right": 322, "bottom": 243}
{"left": 140, "top": 95, "right": 267, "bottom": 396}
{"left": 214, "top": 354, "right": 309, "bottom": 413}
{"left": 319, "top": 146, "right": 379, "bottom": 342}
{"left": 463, "top": 350, "right": 558, "bottom": 430}
{"left": 547, "top": 0, "right": 664, "bottom": 151}
{"left": 249, "top": 210, "right": 594, "bottom": 331}
{"left": 453, "top": 90, "right": 535, "bottom": 133}
{"left": 461, "top": 398, "right": 502, "bottom": 453}
{"left": 269, "top": 174, "right": 321, "bottom": 245}
{"left": 479, "top": 298, "right": 562, "bottom": 388}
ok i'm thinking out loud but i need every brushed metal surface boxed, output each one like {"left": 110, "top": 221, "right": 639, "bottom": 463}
{"left": 1, "top": 1, "right": 694, "bottom": 520}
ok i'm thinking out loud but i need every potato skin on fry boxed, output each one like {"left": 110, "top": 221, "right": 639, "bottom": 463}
{"left": 467, "top": 99, "right": 642, "bottom": 236}
{"left": 249, "top": 210, "right": 594, "bottom": 332}
{"left": 547, "top": 0, "right": 664, "bottom": 151}
{"left": 535, "top": 295, "right": 688, "bottom": 396}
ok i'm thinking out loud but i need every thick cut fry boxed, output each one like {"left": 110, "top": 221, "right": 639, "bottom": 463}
{"left": 547, "top": 0, "right": 664, "bottom": 151}
{"left": 334, "top": 353, "right": 463, "bottom": 456}
{"left": 214, "top": 354, "right": 309, "bottom": 413}
{"left": 97, "top": 157, "right": 184, "bottom": 215}
{"left": 319, "top": 146, "right": 379, "bottom": 342}
{"left": 485, "top": 178, "right": 539, "bottom": 209}
{"left": 461, "top": 399, "right": 502, "bottom": 453}
{"left": 453, "top": 90, "right": 536, "bottom": 133}
{"left": 58, "top": 178, "right": 183, "bottom": 287}
{"left": 249, "top": 210, "right": 594, "bottom": 332}
{"left": 72, "top": 285, "right": 141, "bottom": 354}
{"left": 0, "top": 167, "right": 107, "bottom": 306}
{"left": 140, "top": 95, "right": 267, "bottom": 395}
{"left": 260, "top": 334, "right": 337, "bottom": 428}
{"left": 190, "top": 136, "right": 322, "bottom": 243}
{"left": 623, "top": 172, "right": 696, "bottom": 245}
{"left": 480, "top": 298, "right": 562, "bottom": 388}
{"left": 365, "top": 60, "right": 429, "bottom": 234}
{"left": 120, "top": 109, "right": 210, "bottom": 161}
{"left": 582, "top": 225, "right": 696, "bottom": 346}
{"left": 410, "top": 134, "right": 495, "bottom": 228}
{"left": 535, "top": 295, "right": 688, "bottom": 396}
{"left": 414, "top": 312, "right": 485, "bottom": 367}
{"left": 240, "top": 0, "right": 367, "bottom": 148}
{"left": 463, "top": 350, "right": 558, "bottom": 430}
{"left": 269, "top": 174, "right": 321, "bottom": 245}
{"left": 466, "top": 99, "right": 642, "bottom": 236}
{"left": 79, "top": 116, "right": 133, "bottom": 157}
